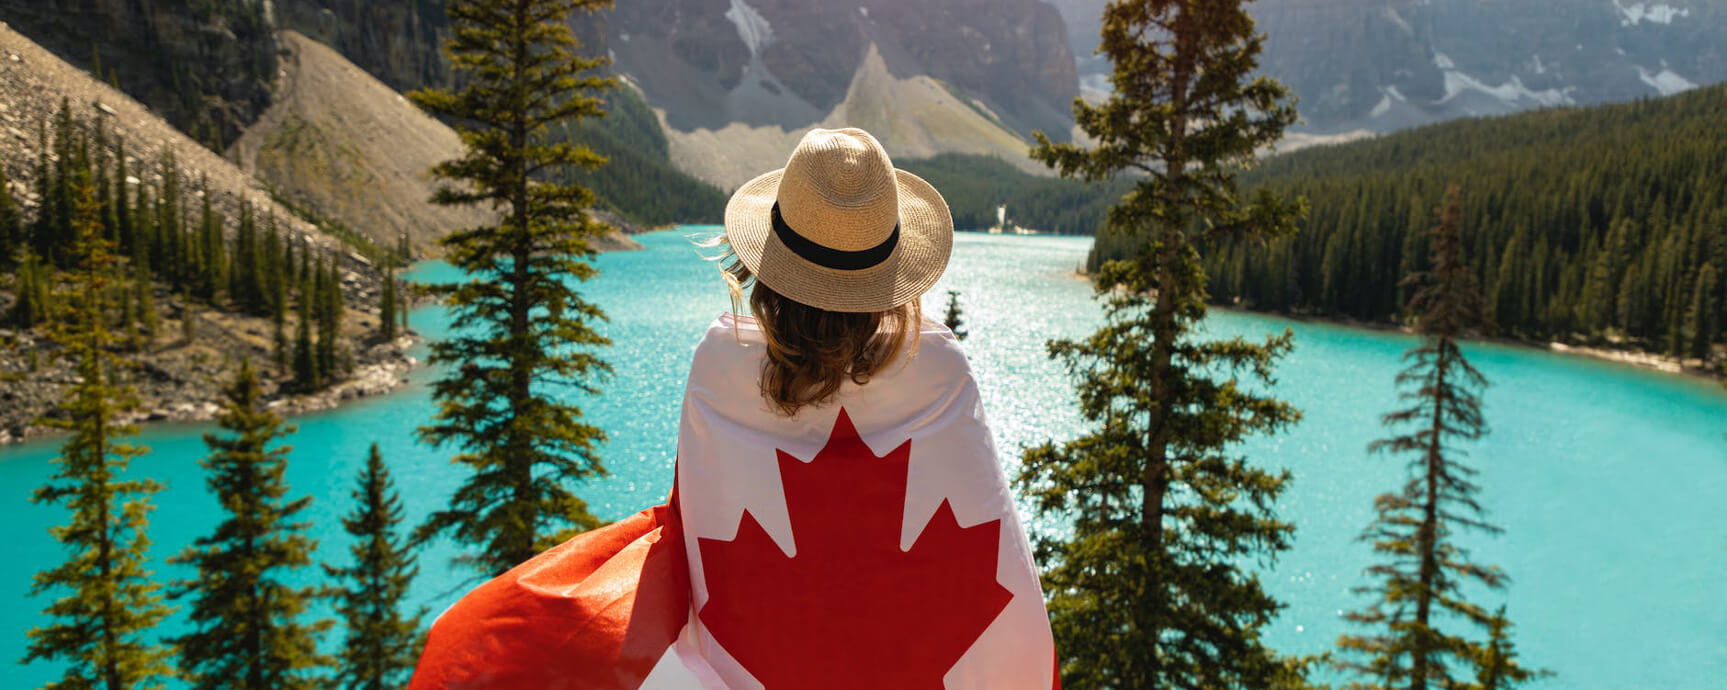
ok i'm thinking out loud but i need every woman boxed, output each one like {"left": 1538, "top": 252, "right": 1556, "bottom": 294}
{"left": 411, "top": 129, "right": 1056, "bottom": 689}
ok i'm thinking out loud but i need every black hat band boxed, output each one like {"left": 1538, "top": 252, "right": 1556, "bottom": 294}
{"left": 772, "top": 202, "right": 899, "bottom": 271}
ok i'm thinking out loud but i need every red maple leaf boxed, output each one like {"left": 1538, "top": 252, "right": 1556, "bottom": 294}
{"left": 697, "top": 408, "right": 1013, "bottom": 689}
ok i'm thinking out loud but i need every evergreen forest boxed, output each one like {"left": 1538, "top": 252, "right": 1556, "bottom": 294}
{"left": 0, "top": 101, "right": 376, "bottom": 393}
{"left": 560, "top": 84, "right": 728, "bottom": 228}
{"left": 1089, "top": 84, "right": 1727, "bottom": 364}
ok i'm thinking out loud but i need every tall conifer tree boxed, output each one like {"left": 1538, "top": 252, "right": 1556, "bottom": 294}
{"left": 324, "top": 444, "right": 424, "bottom": 690}
{"left": 379, "top": 267, "right": 398, "bottom": 341}
{"left": 22, "top": 174, "right": 174, "bottom": 689}
{"left": 293, "top": 272, "right": 320, "bottom": 390}
{"left": 0, "top": 165, "right": 21, "bottom": 266}
{"left": 1016, "top": 1, "right": 1309, "bottom": 686}
{"left": 1336, "top": 186, "right": 1545, "bottom": 689}
{"left": 409, "top": 0, "right": 617, "bottom": 575}
{"left": 267, "top": 217, "right": 289, "bottom": 366}
{"left": 10, "top": 247, "right": 53, "bottom": 329}
{"left": 317, "top": 258, "right": 346, "bottom": 377}
{"left": 169, "top": 360, "right": 331, "bottom": 689}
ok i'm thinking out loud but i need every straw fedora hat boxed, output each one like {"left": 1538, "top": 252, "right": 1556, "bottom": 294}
{"left": 724, "top": 128, "right": 953, "bottom": 313}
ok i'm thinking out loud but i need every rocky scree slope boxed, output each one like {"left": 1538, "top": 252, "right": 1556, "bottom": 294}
{"left": 229, "top": 31, "right": 639, "bottom": 255}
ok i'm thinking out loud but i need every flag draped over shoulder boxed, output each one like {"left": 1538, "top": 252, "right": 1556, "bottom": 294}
{"left": 411, "top": 313, "right": 1058, "bottom": 689}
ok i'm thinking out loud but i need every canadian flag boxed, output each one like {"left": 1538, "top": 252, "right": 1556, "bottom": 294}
{"left": 411, "top": 313, "right": 1059, "bottom": 689}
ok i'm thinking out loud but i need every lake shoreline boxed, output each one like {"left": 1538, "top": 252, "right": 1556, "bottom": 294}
{"left": 1211, "top": 305, "right": 1723, "bottom": 384}
{"left": 1067, "top": 266, "right": 1719, "bottom": 384}
{"left": 0, "top": 334, "right": 422, "bottom": 448}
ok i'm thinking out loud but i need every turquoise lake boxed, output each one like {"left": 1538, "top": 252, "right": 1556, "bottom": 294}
{"left": 3, "top": 229, "right": 1724, "bottom": 687}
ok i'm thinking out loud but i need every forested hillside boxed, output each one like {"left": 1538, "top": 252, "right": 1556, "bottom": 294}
{"left": 898, "top": 154, "right": 1131, "bottom": 234}
{"left": 1090, "top": 85, "right": 1726, "bottom": 364}
{"left": 560, "top": 84, "right": 727, "bottom": 227}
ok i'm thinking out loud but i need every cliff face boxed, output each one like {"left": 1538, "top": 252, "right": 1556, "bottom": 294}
{"left": 609, "top": 0, "right": 1078, "bottom": 141}
{"left": 272, "top": 0, "right": 453, "bottom": 94}
{"left": 271, "top": 0, "right": 612, "bottom": 94}
{"left": 1049, "top": 0, "right": 1727, "bottom": 133}
{"left": 0, "top": 0, "right": 277, "bottom": 146}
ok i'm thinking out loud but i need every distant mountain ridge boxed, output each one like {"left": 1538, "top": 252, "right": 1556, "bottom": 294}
{"left": 1049, "top": 0, "right": 1727, "bottom": 133}
{"left": 606, "top": 0, "right": 1079, "bottom": 188}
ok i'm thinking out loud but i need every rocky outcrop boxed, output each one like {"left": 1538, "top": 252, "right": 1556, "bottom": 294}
{"left": 0, "top": 0, "right": 277, "bottom": 146}
{"left": 1049, "top": 0, "right": 1727, "bottom": 133}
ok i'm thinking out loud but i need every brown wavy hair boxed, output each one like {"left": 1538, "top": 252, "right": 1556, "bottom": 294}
{"left": 713, "top": 241, "right": 920, "bottom": 416}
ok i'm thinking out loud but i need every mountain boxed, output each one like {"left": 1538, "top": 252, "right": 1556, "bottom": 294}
{"left": 1048, "top": 0, "right": 1727, "bottom": 134}
{"left": 607, "top": 0, "right": 1078, "bottom": 188}
{"left": 0, "top": 0, "right": 277, "bottom": 147}
{"left": 0, "top": 23, "right": 340, "bottom": 265}
{"left": 229, "top": 31, "right": 529, "bottom": 256}
{"left": 0, "top": 21, "right": 414, "bottom": 444}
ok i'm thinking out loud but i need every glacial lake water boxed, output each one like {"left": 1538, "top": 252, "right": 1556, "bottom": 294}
{"left": 2, "top": 228, "right": 1723, "bottom": 688}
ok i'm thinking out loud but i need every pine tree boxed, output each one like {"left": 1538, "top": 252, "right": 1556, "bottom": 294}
{"left": 231, "top": 203, "right": 266, "bottom": 315}
{"left": 379, "top": 267, "right": 398, "bottom": 341}
{"left": 169, "top": 359, "right": 332, "bottom": 689}
{"left": 11, "top": 247, "right": 53, "bottom": 329}
{"left": 1683, "top": 262, "right": 1718, "bottom": 361}
{"left": 266, "top": 218, "right": 289, "bottom": 366}
{"left": 22, "top": 173, "right": 174, "bottom": 690}
{"left": 324, "top": 444, "right": 425, "bottom": 690}
{"left": 1336, "top": 186, "right": 1545, "bottom": 689}
{"left": 315, "top": 258, "right": 345, "bottom": 379}
{"left": 193, "top": 179, "right": 224, "bottom": 302}
{"left": 156, "top": 153, "right": 182, "bottom": 288}
{"left": 293, "top": 273, "right": 320, "bottom": 391}
{"left": 409, "top": 0, "right": 618, "bottom": 575}
{"left": 941, "top": 289, "right": 968, "bottom": 340}
{"left": 1015, "top": 1, "right": 1309, "bottom": 686}
{"left": 0, "top": 164, "right": 21, "bottom": 267}
{"left": 113, "top": 138, "right": 132, "bottom": 254}
{"left": 134, "top": 261, "right": 156, "bottom": 346}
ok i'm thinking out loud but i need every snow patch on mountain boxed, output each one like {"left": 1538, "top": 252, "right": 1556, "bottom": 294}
{"left": 1369, "top": 94, "right": 1393, "bottom": 118}
{"left": 726, "top": 0, "right": 773, "bottom": 57}
{"left": 1636, "top": 65, "right": 1698, "bottom": 96}
{"left": 1368, "top": 86, "right": 1410, "bottom": 119}
{"left": 1441, "top": 71, "right": 1574, "bottom": 108}
{"left": 1430, "top": 52, "right": 1574, "bottom": 108}
{"left": 1613, "top": 1, "right": 1690, "bottom": 26}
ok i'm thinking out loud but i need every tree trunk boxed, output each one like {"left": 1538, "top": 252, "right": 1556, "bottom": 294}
{"left": 505, "top": 0, "right": 536, "bottom": 572}
{"left": 1412, "top": 339, "right": 1452, "bottom": 690}
{"left": 1138, "top": 3, "right": 1197, "bottom": 681}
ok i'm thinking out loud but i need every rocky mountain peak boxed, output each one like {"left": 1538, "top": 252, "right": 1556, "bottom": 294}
{"left": 610, "top": 0, "right": 1078, "bottom": 141}
{"left": 1049, "top": 0, "right": 1727, "bottom": 134}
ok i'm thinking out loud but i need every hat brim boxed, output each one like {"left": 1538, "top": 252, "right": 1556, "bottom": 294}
{"left": 723, "top": 168, "right": 954, "bottom": 313}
